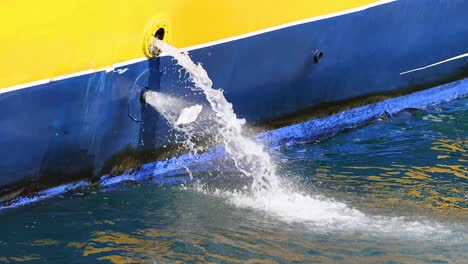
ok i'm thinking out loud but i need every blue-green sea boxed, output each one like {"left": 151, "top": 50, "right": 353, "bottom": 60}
{"left": 0, "top": 97, "right": 466, "bottom": 263}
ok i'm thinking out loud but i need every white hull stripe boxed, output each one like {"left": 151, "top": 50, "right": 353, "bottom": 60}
{"left": 0, "top": 0, "right": 396, "bottom": 94}
{"left": 0, "top": 58, "right": 148, "bottom": 95}
{"left": 400, "top": 53, "right": 468, "bottom": 75}
{"left": 177, "top": 0, "right": 396, "bottom": 54}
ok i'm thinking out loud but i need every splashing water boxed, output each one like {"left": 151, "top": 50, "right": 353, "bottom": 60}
{"left": 144, "top": 39, "right": 455, "bottom": 238}
{"left": 145, "top": 39, "right": 279, "bottom": 192}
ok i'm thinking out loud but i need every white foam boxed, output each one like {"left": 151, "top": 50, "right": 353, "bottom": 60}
{"left": 193, "top": 183, "right": 454, "bottom": 239}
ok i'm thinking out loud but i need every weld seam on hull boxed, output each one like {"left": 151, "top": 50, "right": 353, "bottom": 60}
{"left": 401, "top": 53, "right": 468, "bottom": 75}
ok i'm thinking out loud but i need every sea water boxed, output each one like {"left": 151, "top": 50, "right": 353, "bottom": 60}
{"left": 0, "top": 41, "right": 466, "bottom": 263}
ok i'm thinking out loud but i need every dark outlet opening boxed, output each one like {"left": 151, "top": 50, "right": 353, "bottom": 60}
{"left": 154, "top": 28, "right": 165, "bottom": 40}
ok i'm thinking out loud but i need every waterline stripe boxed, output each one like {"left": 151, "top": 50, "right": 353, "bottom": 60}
{"left": 400, "top": 53, "right": 468, "bottom": 75}
{"left": 99, "top": 78, "right": 468, "bottom": 183}
{"left": 1, "top": 0, "right": 395, "bottom": 94}
{"left": 0, "top": 181, "right": 89, "bottom": 210}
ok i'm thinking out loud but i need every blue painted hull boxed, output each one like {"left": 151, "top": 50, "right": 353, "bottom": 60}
{"left": 1, "top": 0, "right": 467, "bottom": 197}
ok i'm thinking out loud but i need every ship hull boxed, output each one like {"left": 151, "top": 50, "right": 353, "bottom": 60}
{"left": 1, "top": 0, "right": 467, "bottom": 199}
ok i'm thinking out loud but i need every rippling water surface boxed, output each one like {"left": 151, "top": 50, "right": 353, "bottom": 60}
{"left": 0, "top": 97, "right": 466, "bottom": 263}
